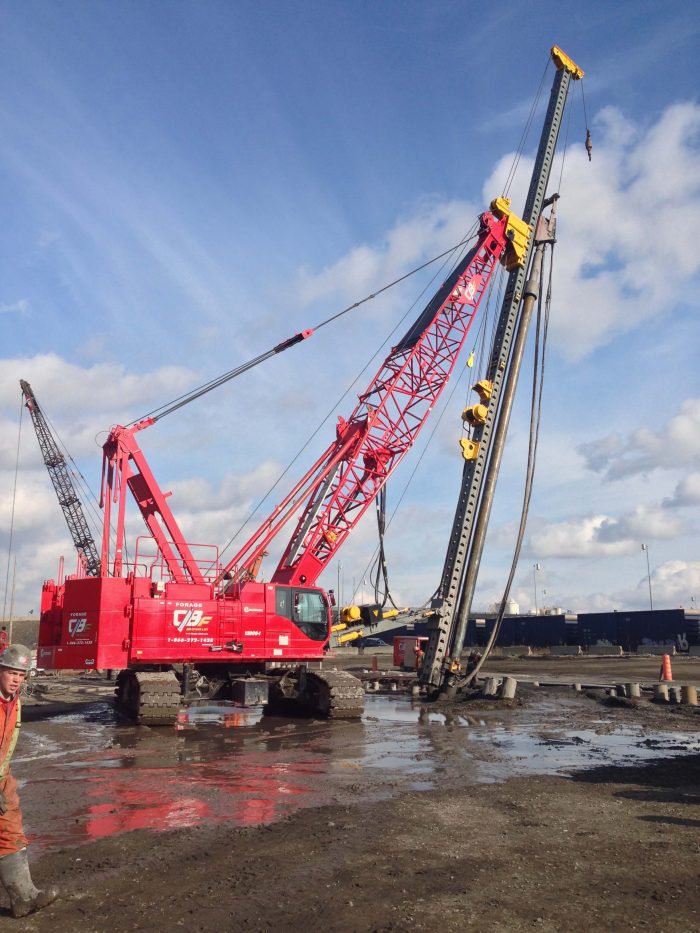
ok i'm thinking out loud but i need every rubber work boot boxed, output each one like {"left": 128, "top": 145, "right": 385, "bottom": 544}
{"left": 0, "top": 848, "right": 59, "bottom": 918}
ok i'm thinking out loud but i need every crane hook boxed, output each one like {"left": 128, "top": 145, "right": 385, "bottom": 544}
{"left": 585, "top": 128, "right": 592, "bottom": 162}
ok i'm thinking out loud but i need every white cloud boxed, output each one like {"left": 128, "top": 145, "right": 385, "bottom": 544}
{"left": 595, "top": 505, "right": 685, "bottom": 543}
{"left": 296, "top": 197, "right": 480, "bottom": 310}
{"left": 530, "top": 515, "right": 629, "bottom": 558}
{"left": 0, "top": 354, "right": 197, "bottom": 468}
{"left": 3, "top": 100, "right": 700, "bottom": 620}
{"left": 663, "top": 472, "right": 700, "bottom": 508}
{"left": 579, "top": 398, "right": 700, "bottom": 480}
{"left": 637, "top": 559, "right": 700, "bottom": 609}
{"left": 0, "top": 299, "right": 29, "bottom": 315}
{"left": 0, "top": 472, "right": 59, "bottom": 532}
{"left": 528, "top": 504, "right": 685, "bottom": 560}
{"left": 483, "top": 103, "right": 700, "bottom": 362}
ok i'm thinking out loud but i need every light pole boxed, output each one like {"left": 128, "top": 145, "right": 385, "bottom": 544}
{"left": 641, "top": 544, "right": 653, "bottom": 611}
{"left": 533, "top": 563, "right": 541, "bottom": 614}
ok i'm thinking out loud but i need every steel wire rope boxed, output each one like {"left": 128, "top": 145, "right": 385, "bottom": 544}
{"left": 459, "top": 264, "right": 507, "bottom": 448}
{"left": 344, "top": 59, "right": 557, "bottom": 622}
{"left": 212, "top": 221, "right": 483, "bottom": 569}
{"left": 2, "top": 397, "right": 24, "bottom": 622}
{"left": 366, "top": 238, "right": 509, "bottom": 611}
{"left": 357, "top": 256, "right": 506, "bottom": 612}
{"left": 580, "top": 76, "right": 591, "bottom": 161}
{"left": 43, "top": 411, "right": 106, "bottom": 537}
{"left": 348, "top": 330, "right": 489, "bottom": 610}
{"left": 365, "top": 233, "right": 506, "bottom": 610}
{"left": 501, "top": 57, "right": 550, "bottom": 198}
{"left": 127, "top": 232, "right": 480, "bottom": 428}
{"left": 556, "top": 90, "right": 573, "bottom": 193}
{"left": 460, "top": 242, "right": 554, "bottom": 689}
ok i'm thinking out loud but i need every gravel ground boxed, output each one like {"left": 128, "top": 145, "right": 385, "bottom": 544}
{"left": 3, "top": 662, "right": 700, "bottom": 931}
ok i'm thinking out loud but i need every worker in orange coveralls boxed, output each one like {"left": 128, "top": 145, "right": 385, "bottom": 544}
{"left": 0, "top": 645, "right": 58, "bottom": 918}
{"left": 414, "top": 642, "right": 425, "bottom": 673}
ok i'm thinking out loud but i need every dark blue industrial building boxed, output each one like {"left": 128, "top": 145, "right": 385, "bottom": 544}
{"left": 376, "top": 608, "right": 700, "bottom": 651}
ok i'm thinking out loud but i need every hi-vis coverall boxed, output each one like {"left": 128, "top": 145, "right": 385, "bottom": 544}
{"left": 0, "top": 693, "right": 28, "bottom": 857}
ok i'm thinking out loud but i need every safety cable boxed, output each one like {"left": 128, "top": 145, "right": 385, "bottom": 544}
{"left": 2, "top": 397, "right": 24, "bottom": 622}
{"left": 460, "top": 242, "right": 553, "bottom": 689}
{"left": 128, "top": 230, "right": 480, "bottom": 428}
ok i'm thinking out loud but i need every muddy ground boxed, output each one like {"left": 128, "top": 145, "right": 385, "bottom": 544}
{"left": 4, "top": 656, "right": 700, "bottom": 931}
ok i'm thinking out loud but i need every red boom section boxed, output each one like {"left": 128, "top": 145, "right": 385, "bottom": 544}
{"left": 100, "top": 422, "right": 206, "bottom": 584}
{"left": 224, "top": 210, "right": 510, "bottom": 588}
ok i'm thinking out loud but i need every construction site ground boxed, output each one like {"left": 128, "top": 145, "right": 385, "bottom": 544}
{"left": 6, "top": 653, "right": 700, "bottom": 931}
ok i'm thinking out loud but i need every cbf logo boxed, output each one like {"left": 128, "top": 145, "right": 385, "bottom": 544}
{"left": 173, "top": 608, "right": 212, "bottom": 633}
{"left": 68, "top": 617, "right": 88, "bottom": 637}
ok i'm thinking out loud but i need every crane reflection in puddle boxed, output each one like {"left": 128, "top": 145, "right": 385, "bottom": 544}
{"left": 29, "top": 703, "right": 371, "bottom": 851}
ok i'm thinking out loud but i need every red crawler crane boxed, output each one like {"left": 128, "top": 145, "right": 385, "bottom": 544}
{"left": 38, "top": 201, "right": 527, "bottom": 723}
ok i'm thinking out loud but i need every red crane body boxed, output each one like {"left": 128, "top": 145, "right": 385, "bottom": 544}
{"left": 38, "top": 207, "right": 515, "bottom": 682}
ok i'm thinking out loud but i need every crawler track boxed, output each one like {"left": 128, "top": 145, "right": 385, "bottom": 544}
{"left": 306, "top": 669, "right": 364, "bottom": 718}
{"left": 267, "top": 668, "right": 365, "bottom": 718}
{"left": 115, "top": 670, "right": 181, "bottom": 725}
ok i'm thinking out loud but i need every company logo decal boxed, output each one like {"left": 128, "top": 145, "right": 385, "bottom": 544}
{"left": 173, "top": 609, "right": 212, "bottom": 632}
{"left": 69, "top": 617, "right": 88, "bottom": 637}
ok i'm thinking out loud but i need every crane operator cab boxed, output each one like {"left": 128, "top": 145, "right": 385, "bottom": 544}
{"left": 275, "top": 586, "right": 330, "bottom": 642}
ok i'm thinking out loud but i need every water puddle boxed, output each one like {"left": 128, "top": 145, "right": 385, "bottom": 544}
{"left": 18, "top": 695, "right": 700, "bottom": 852}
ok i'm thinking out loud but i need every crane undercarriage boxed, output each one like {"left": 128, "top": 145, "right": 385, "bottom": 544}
{"left": 114, "top": 666, "right": 364, "bottom": 725}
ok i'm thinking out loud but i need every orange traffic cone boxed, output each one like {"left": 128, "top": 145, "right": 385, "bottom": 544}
{"left": 659, "top": 653, "right": 673, "bottom": 682}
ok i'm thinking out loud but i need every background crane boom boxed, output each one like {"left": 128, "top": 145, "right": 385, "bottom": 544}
{"left": 20, "top": 379, "right": 101, "bottom": 577}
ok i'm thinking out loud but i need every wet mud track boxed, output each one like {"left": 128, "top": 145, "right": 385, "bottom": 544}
{"left": 7, "top": 687, "right": 700, "bottom": 931}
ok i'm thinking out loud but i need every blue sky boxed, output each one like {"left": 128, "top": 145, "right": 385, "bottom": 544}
{"left": 1, "top": 0, "right": 699, "bottom": 617}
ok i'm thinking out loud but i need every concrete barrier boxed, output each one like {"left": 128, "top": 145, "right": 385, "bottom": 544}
{"left": 589, "top": 645, "right": 623, "bottom": 656}
{"left": 498, "top": 645, "right": 532, "bottom": 657}
{"left": 549, "top": 645, "right": 582, "bottom": 656}
{"left": 689, "top": 646, "right": 700, "bottom": 657}
{"left": 636, "top": 645, "right": 676, "bottom": 656}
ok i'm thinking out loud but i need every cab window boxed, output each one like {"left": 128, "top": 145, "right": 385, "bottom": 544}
{"left": 275, "top": 587, "right": 328, "bottom": 642}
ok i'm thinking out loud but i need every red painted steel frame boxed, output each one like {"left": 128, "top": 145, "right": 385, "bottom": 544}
{"left": 100, "top": 421, "right": 206, "bottom": 584}
{"left": 224, "top": 210, "right": 510, "bottom": 588}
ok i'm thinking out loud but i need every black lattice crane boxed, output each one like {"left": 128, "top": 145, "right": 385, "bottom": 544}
{"left": 20, "top": 379, "right": 101, "bottom": 576}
